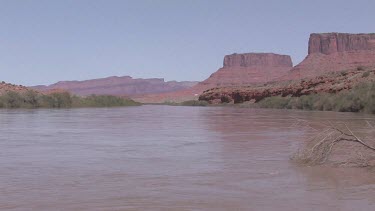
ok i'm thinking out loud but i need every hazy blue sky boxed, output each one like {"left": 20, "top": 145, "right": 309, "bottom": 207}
{"left": 1, "top": 0, "right": 374, "bottom": 85}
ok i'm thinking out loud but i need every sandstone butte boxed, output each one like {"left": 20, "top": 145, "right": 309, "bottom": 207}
{"left": 134, "top": 53, "right": 293, "bottom": 103}
{"left": 199, "top": 32, "right": 375, "bottom": 104}
{"left": 282, "top": 32, "right": 375, "bottom": 80}
{"left": 31, "top": 76, "right": 198, "bottom": 97}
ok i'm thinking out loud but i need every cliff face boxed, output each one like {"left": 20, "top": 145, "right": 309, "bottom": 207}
{"left": 223, "top": 53, "right": 292, "bottom": 67}
{"left": 31, "top": 76, "right": 198, "bottom": 96}
{"left": 198, "top": 53, "right": 293, "bottom": 88}
{"left": 282, "top": 33, "right": 375, "bottom": 80}
{"left": 134, "top": 53, "right": 293, "bottom": 103}
{"left": 308, "top": 33, "right": 375, "bottom": 55}
{"left": 199, "top": 32, "right": 375, "bottom": 105}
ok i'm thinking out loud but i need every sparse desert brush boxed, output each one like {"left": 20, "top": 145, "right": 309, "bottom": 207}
{"left": 0, "top": 91, "right": 24, "bottom": 108}
{"left": 357, "top": 66, "right": 366, "bottom": 71}
{"left": 180, "top": 100, "right": 208, "bottom": 106}
{"left": 362, "top": 71, "right": 370, "bottom": 78}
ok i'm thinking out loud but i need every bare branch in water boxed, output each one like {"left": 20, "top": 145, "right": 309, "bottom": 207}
{"left": 291, "top": 121, "right": 375, "bottom": 166}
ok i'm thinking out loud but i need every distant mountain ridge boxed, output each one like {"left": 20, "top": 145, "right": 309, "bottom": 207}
{"left": 31, "top": 76, "right": 198, "bottom": 96}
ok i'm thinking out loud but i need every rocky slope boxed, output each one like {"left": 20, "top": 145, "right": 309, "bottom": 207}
{"left": 136, "top": 53, "right": 293, "bottom": 103}
{"left": 199, "top": 67, "right": 375, "bottom": 104}
{"left": 0, "top": 81, "right": 31, "bottom": 94}
{"left": 31, "top": 76, "right": 198, "bottom": 96}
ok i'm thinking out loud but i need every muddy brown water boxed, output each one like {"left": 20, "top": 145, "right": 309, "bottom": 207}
{"left": 0, "top": 105, "right": 374, "bottom": 210}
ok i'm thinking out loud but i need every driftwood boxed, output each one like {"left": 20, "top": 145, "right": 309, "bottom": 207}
{"left": 291, "top": 120, "right": 375, "bottom": 166}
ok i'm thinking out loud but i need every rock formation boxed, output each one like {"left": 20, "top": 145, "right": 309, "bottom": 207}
{"left": 0, "top": 81, "right": 30, "bottom": 95}
{"left": 199, "top": 53, "right": 293, "bottom": 87}
{"left": 199, "top": 67, "right": 375, "bottom": 104}
{"left": 308, "top": 33, "right": 375, "bottom": 55}
{"left": 284, "top": 33, "right": 375, "bottom": 80}
{"left": 223, "top": 53, "right": 293, "bottom": 67}
{"left": 135, "top": 53, "right": 293, "bottom": 103}
{"left": 31, "top": 76, "right": 198, "bottom": 96}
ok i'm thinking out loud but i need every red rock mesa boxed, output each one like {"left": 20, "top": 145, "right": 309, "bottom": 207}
{"left": 285, "top": 33, "right": 375, "bottom": 80}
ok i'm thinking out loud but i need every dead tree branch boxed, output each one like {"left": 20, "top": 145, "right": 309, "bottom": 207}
{"left": 291, "top": 121, "right": 375, "bottom": 166}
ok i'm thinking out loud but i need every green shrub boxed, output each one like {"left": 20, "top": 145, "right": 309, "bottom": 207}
{"left": 180, "top": 100, "right": 208, "bottom": 106}
{"left": 340, "top": 70, "right": 348, "bottom": 76}
{"left": 357, "top": 66, "right": 365, "bottom": 71}
{"left": 0, "top": 91, "right": 140, "bottom": 109}
{"left": 23, "top": 90, "right": 40, "bottom": 108}
{"left": 161, "top": 101, "right": 179, "bottom": 106}
{"left": 257, "top": 96, "right": 291, "bottom": 109}
{"left": 38, "top": 92, "right": 73, "bottom": 108}
{"left": 74, "top": 95, "right": 141, "bottom": 107}
{"left": 256, "top": 82, "right": 375, "bottom": 114}
{"left": 362, "top": 71, "right": 370, "bottom": 78}
{"left": 0, "top": 91, "right": 23, "bottom": 108}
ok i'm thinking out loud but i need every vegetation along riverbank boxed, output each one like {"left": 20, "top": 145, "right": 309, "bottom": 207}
{"left": 0, "top": 83, "right": 140, "bottom": 109}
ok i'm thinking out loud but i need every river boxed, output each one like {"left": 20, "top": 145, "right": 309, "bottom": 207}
{"left": 0, "top": 105, "right": 374, "bottom": 210}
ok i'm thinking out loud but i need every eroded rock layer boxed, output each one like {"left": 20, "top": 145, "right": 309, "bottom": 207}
{"left": 223, "top": 53, "right": 292, "bottom": 67}
{"left": 308, "top": 33, "right": 375, "bottom": 55}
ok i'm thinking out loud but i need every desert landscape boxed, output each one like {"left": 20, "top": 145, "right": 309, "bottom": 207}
{"left": 1, "top": 1, "right": 375, "bottom": 210}
{"left": 2, "top": 32, "right": 374, "bottom": 169}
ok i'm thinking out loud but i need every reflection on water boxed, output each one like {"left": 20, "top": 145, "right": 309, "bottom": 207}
{"left": 0, "top": 106, "right": 374, "bottom": 210}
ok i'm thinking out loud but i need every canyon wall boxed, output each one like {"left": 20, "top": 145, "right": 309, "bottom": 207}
{"left": 308, "top": 33, "right": 375, "bottom": 55}
{"left": 199, "top": 53, "right": 293, "bottom": 88}
{"left": 223, "top": 53, "right": 292, "bottom": 68}
{"left": 284, "top": 33, "right": 375, "bottom": 80}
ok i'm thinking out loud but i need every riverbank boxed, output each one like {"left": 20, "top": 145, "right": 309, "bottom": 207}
{"left": 246, "top": 81, "right": 375, "bottom": 114}
{"left": 0, "top": 90, "right": 140, "bottom": 108}
{"left": 162, "top": 80, "right": 375, "bottom": 115}
{"left": 199, "top": 66, "right": 375, "bottom": 114}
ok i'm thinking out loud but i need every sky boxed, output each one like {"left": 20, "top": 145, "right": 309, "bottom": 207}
{"left": 1, "top": 0, "right": 375, "bottom": 86}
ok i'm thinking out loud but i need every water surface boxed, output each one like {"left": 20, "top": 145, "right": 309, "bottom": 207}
{"left": 0, "top": 106, "right": 374, "bottom": 210}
